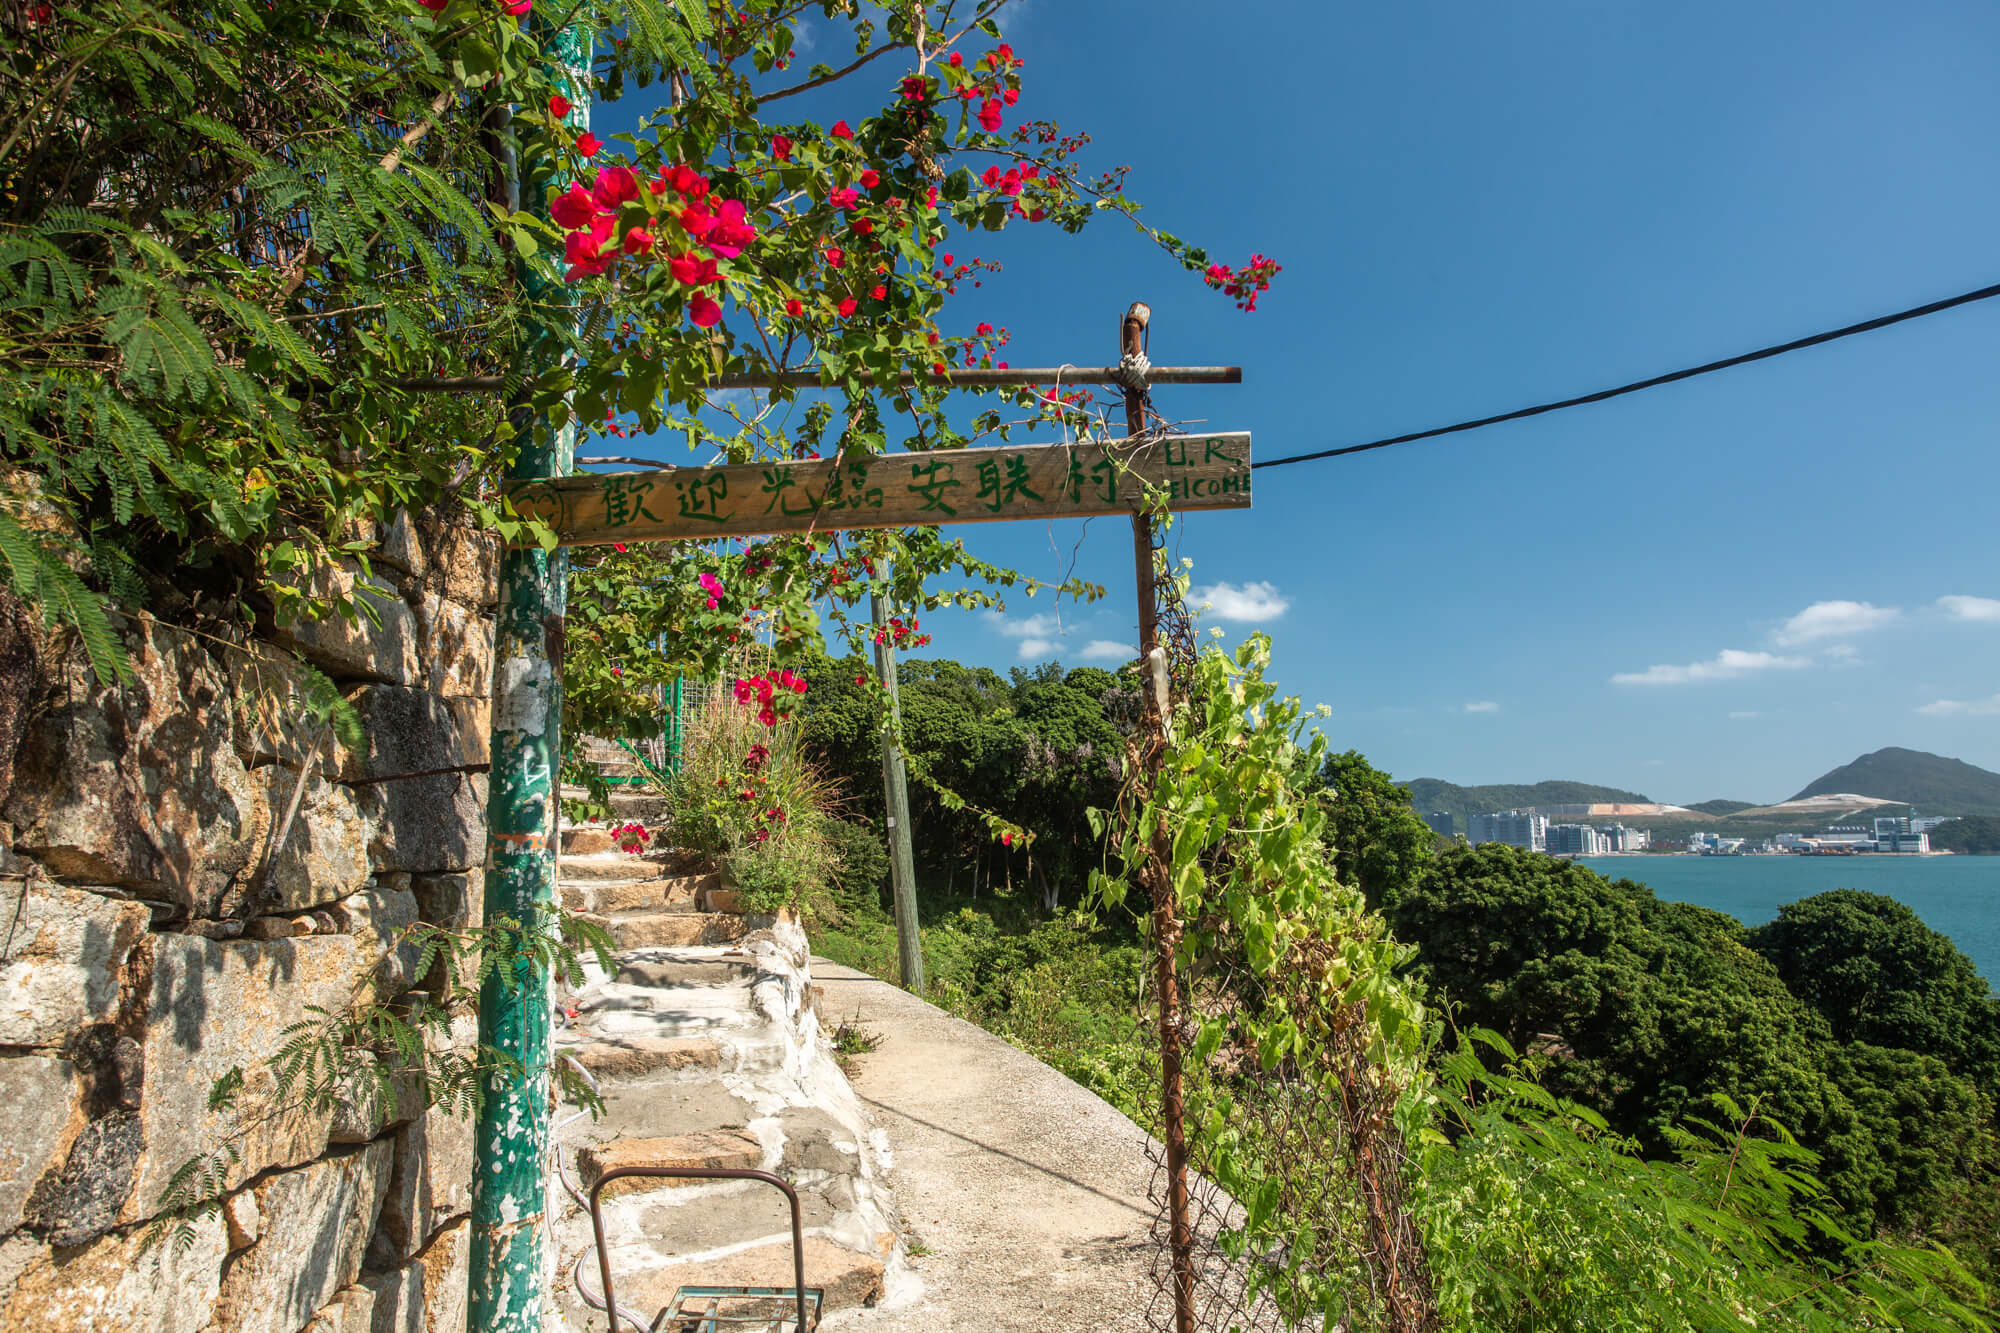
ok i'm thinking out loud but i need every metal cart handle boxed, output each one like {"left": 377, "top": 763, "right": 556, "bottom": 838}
{"left": 587, "top": 1165, "right": 813, "bottom": 1333}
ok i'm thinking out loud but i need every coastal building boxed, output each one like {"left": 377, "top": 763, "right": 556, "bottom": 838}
{"left": 1469, "top": 811, "right": 1548, "bottom": 852}
{"left": 1547, "top": 824, "right": 1610, "bottom": 856}
{"left": 1872, "top": 817, "right": 1930, "bottom": 852}
{"left": 1599, "top": 824, "right": 1650, "bottom": 852}
{"left": 1423, "top": 810, "right": 1454, "bottom": 838}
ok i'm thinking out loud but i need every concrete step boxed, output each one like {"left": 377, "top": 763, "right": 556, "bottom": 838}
{"left": 610, "top": 1236, "right": 887, "bottom": 1318}
{"left": 566, "top": 1035, "right": 723, "bottom": 1078}
{"left": 607, "top": 792, "right": 669, "bottom": 823}
{"left": 561, "top": 851, "right": 676, "bottom": 882}
{"left": 617, "top": 957, "right": 756, "bottom": 987}
{"left": 596, "top": 910, "right": 750, "bottom": 950}
{"left": 562, "top": 873, "right": 715, "bottom": 915}
{"left": 579, "top": 1129, "right": 763, "bottom": 1199}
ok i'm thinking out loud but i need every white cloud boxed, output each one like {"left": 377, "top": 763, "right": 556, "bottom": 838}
{"left": 1081, "top": 640, "right": 1136, "bottom": 664}
{"left": 1611, "top": 648, "right": 1811, "bottom": 686}
{"left": 1916, "top": 694, "right": 2000, "bottom": 717}
{"left": 1189, "top": 580, "right": 1289, "bottom": 622}
{"left": 1939, "top": 595, "right": 2000, "bottom": 623}
{"left": 1463, "top": 700, "right": 1499, "bottom": 714}
{"left": 1772, "top": 600, "right": 1900, "bottom": 647}
{"left": 990, "top": 612, "right": 1075, "bottom": 661}
{"left": 1728, "top": 710, "right": 1764, "bottom": 719}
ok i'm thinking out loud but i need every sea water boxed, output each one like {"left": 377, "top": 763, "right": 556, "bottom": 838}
{"left": 1576, "top": 854, "right": 1998, "bottom": 991}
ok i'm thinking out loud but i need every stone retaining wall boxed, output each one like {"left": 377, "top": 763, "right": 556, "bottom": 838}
{"left": 0, "top": 511, "right": 499, "bottom": 1332}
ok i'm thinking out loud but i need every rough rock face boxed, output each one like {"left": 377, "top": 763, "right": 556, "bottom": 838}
{"left": 0, "top": 882, "right": 151, "bottom": 1046}
{"left": 0, "top": 511, "right": 495, "bottom": 1332}
{"left": 4, "top": 618, "right": 268, "bottom": 917}
{"left": 210, "top": 1142, "right": 392, "bottom": 1331}
{"left": 0, "top": 1208, "right": 229, "bottom": 1332}
{"left": 273, "top": 561, "right": 421, "bottom": 686}
{"left": 0, "top": 589, "right": 40, "bottom": 808}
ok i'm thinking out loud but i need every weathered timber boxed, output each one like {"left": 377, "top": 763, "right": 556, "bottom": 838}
{"left": 502, "top": 433, "right": 1252, "bottom": 547}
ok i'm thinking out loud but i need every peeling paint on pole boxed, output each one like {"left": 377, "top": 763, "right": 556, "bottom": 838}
{"left": 470, "top": 17, "right": 588, "bottom": 1332}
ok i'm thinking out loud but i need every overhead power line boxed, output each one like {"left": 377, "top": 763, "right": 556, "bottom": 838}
{"left": 1250, "top": 281, "right": 2000, "bottom": 471}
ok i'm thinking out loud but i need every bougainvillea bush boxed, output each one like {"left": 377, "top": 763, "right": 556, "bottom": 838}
{"left": 661, "top": 663, "right": 842, "bottom": 914}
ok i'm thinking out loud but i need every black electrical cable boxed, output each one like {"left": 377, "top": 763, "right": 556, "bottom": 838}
{"left": 1251, "top": 281, "right": 2000, "bottom": 471}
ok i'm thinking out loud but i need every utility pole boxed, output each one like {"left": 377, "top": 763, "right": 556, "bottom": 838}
{"left": 871, "top": 557, "right": 923, "bottom": 994}
{"left": 468, "top": 16, "right": 586, "bottom": 1332}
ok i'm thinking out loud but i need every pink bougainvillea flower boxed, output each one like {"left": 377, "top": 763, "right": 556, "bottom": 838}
{"left": 976, "top": 321, "right": 994, "bottom": 335}
{"left": 703, "top": 199, "right": 756, "bottom": 258}
{"left": 770, "top": 134, "right": 793, "bottom": 161}
{"left": 870, "top": 284, "right": 887, "bottom": 300}
{"left": 548, "top": 94, "right": 571, "bottom": 117}
{"left": 852, "top": 218, "right": 874, "bottom": 236}
{"left": 689, "top": 293, "right": 721, "bottom": 327}
{"left": 649, "top": 177, "right": 667, "bottom": 195}
{"left": 1001, "top": 832, "right": 1014, "bottom": 847}
{"left": 837, "top": 297, "right": 858, "bottom": 318}
{"left": 503, "top": 0, "right": 531, "bottom": 17}
{"left": 980, "top": 165, "right": 1001, "bottom": 187}
{"left": 591, "top": 165, "right": 640, "bottom": 209}
{"left": 823, "top": 246, "right": 845, "bottom": 269}
{"left": 829, "top": 186, "right": 860, "bottom": 210}
{"left": 931, "top": 361, "right": 945, "bottom": 374}
{"left": 575, "top": 132, "right": 603, "bottom": 158}
{"left": 610, "top": 664, "right": 621, "bottom": 676}
{"left": 562, "top": 214, "right": 617, "bottom": 281}
{"left": 977, "top": 99, "right": 1003, "bottom": 132}
{"left": 669, "top": 164, "right": 708, "bottom": 198}
{"left": 622, "top": 227, "right": 654, "bottom": 256}
{"left": 899, "top": 76, "right": 927, "bottom": 101}
{"left": 1003, "top": 88, "right": 1019, "bottom": 106}
{"left": 947, "top": 51, "right": 962, "bottom": 66}
{"left": 669, "top": 252, "right": 718, "bottom": 286}
{"left": 419, "top": 0, "right": 448, "bottom": 10}
{"left": 549, "top": 181, "right": 599, "bottom": 230}
{"left": 679, "top": 200, "right": 715, "bottom": 239}
{"left": 860, "top": 169, "right": 880, "bottom": 189}
{"left": 831, "top": 120, "right": 854, "bottom": 139}
{"left": 784, "top": 298, "right": 804, "bottom": 317}
{"left": 941, "top": 252, "right": 954, "bottom": 266}
{"left": 613, "top": 542, "right": 627, "bottom": 553}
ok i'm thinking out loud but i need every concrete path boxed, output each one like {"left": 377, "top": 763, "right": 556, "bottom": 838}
{"left": 812, "top": 960, "right": 1160, "bottom": 1333}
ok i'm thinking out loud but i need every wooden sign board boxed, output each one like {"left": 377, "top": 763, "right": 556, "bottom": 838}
{"left": 503, "top": 433, "right": 1252, "bottom": 548}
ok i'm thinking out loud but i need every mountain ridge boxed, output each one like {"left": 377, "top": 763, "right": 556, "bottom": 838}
{"left": 1790, "top": 747, "right": 2000, "bottom": 815}
{"left": 1403, "top": 778, "right": 1655, "bottom": 833}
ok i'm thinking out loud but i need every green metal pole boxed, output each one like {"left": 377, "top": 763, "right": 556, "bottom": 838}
{"left": 470, "top": 17, "right": 588, "bottom": 1331}
{"left": 871, "top": 561, "right": 923, "bottom": 994}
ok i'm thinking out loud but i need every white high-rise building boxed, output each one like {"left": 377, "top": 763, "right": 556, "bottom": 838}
{"left": 1469, "top": 811, "right": 1548, "bottom": 852}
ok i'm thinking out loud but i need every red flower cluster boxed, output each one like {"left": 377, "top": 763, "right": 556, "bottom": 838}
{"left": 551, "top": 159, "right": 758, "bottom": 325}
{"left": 610, "top": 821, "right": 649, "bottom": 853}
{"left": 698, "top": 571, "right": 725, "bottom": 608}
{"left": 873, "top": 615, "right": 931, "bottom": 650}
{"left": 733, "top": 667, "right": 809, "bottom": 726}
{"left": 1203, "top": 253, "right": 1282, "bottom": 313}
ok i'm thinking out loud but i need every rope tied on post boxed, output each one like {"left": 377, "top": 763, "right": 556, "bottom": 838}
{"left": 1113, "top": 349, "right": 1153, "bottom": 395}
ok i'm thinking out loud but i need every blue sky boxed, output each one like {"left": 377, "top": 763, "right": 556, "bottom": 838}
{"left": 600, "top": 0, "right": 2000, "bottom": 803}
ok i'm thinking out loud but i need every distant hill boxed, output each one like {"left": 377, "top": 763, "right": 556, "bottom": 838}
{"left": 1687, "top": 799, "right": 1758, "bottom": 816}
{"left": 1404, "top": 778, "right": 1652, "bottom": 833}
{"left": 1791, "top": 748, "right": 2000, "bottom": 815}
